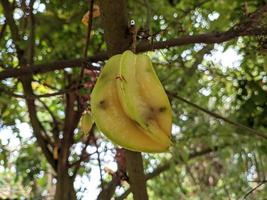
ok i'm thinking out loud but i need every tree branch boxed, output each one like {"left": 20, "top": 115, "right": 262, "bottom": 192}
{"left": 242, "top": 180, "right": 267, "bottom": 200}
{"left": 71, "top": 128, "right": 94, "bottom": 177}
{"left": 0, "top": 84, "right": 80, "bottom": 99}
{"left": 1, "top": 6, "right": 267, "bottom": 80}
{"left": 0, "top": 0, "right": 22, "bottom": 54}
{"left": 22, "top": 83, "right": 57, "bottom": 170}
{"left": 78, "top": 0, "right": 95, "bottom": 85}
{"left": 0, "top": 58, "right": 101, "bottom": 80}
{"left": 60, "top": 89, "right": 82, "bottom": 170}
{"left": 1, "top": 0, "right": 23, "bottom": 58}
{"left": 95, "top": 136, "right": 104, "bottom": 190}
{"left": 38, "top": 98, "right": 60, "bottom": 140}
{"left": 83, "top": 0, "right": 94, "bottom": 59}
{"left": 97, "top": 176, "right": 120, "bottom": 200}
{"left": 1, "top": 0, "right": 57, "bottom": 170}
{"left": 168, "top": 92, "right": 267, "bottom": 140}
{"left": 27, "top": 0, "right": 35, "bottom": 66}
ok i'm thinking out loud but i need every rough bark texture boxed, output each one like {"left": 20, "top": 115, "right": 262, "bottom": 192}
{"left": 99, "top": 0, "right": 149, "bottom": 199}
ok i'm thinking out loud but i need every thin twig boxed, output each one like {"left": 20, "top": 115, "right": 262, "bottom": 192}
{"left": 248, "top": 180, "right": 267, "bottom": 183}
{"left": 38, "top": 98, "right": 60, "bottom": 135}
{"left": 168, "top": 92, "right": 267, "bottom": 140}
{"left": 71, "top": 126, "right": 94, "bottom": 177}
{"left": 94, "top": 138, "right": 104, "bottom": 190}
{"left": 28, "top": 0, "right": 35, "bottom": 66}
{"left": 69, "top": 151, "right": 97, "bottom": 169}
{"left": 33, "top": 79, "right": 59, "bottom": 90}
{"left": 129, "top": 21, "right": 137, "bottom": 53}
{"left": 79, "top": 0, "right": 95, "bottom": 85}
{"left": 242, "top": 181, "right": 267, "bottom": 199}
{"left": 0, "top": 84, "right": 79, "bottom": 99}
{"left": 83, "top": 0, "right": 95, "bottom": 58}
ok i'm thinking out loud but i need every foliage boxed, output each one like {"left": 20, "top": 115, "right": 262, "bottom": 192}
{"left": 0, "top": 0, "right": 267, "bottom": 199}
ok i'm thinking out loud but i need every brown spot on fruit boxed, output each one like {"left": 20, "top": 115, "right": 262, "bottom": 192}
{"left": 159, "top": 106, "right": 167, "bottom": 112}
{"left": 99, "top": 100, "right": 107, "bottom": 109}
{"left": 115, "top": 74, "right": 126, "bottom": 82}
{"left": 149, "top": 107, "right": 155, "bottom": 112}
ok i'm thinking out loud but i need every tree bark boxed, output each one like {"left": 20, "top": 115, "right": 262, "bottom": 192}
{"left": 125, "top": 151, "right": 149, "bottom": 200}
{"left": 99, "top": 0, "right": 131, "bottom": 57}
{"left": 55, "top": 169, "right": 76, "bottom": 200}
{"left": 99, "top": 0, "right": 149, "bottom": 199}
{"left": 54, "top": 83, "right": 82, "bottom": 200}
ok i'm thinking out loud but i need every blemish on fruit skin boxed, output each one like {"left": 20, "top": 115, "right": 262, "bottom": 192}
{"left": 99, "top": 100, "right": 107, "bottom": 109}
{"left": 159, "top": 106, "right": 166, "bottom": 112}
{"left": 145, "top": 111, "right": 155, "bottom": 122}
{"left": 115, "top": 74, "right": 126, "bottom": 82}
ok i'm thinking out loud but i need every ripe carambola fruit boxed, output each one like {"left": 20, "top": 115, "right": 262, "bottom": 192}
{"left": 91, "top": 52, "right": 172, "bottom": 153}
{"left": 117, "top": 51, "right": 172, "bottom": 145}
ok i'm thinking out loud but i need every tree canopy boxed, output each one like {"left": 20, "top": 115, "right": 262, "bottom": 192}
{"left": 0, "top": 0, "right": 267, "bottom": 199}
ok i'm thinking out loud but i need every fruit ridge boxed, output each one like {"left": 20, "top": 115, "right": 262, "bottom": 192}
{"left": 91, "top": 51, "right": 172, "bottom": 153}
{"left": 116, "top": 50, "right": 171, "bottom": 145}
{"left": 91, "top": 54, "right": 169, "bottom": 152}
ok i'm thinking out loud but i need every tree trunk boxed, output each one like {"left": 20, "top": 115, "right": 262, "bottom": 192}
{"left": 55, "top": 170, "right": 76, "bottom": 200}
{"left": 125, "top": 151, "right": 149, "bottom": 200}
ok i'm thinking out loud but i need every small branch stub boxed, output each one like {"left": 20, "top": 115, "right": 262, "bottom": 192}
{"left": 129, "top": 19, "right": 137, "bottom": 53}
